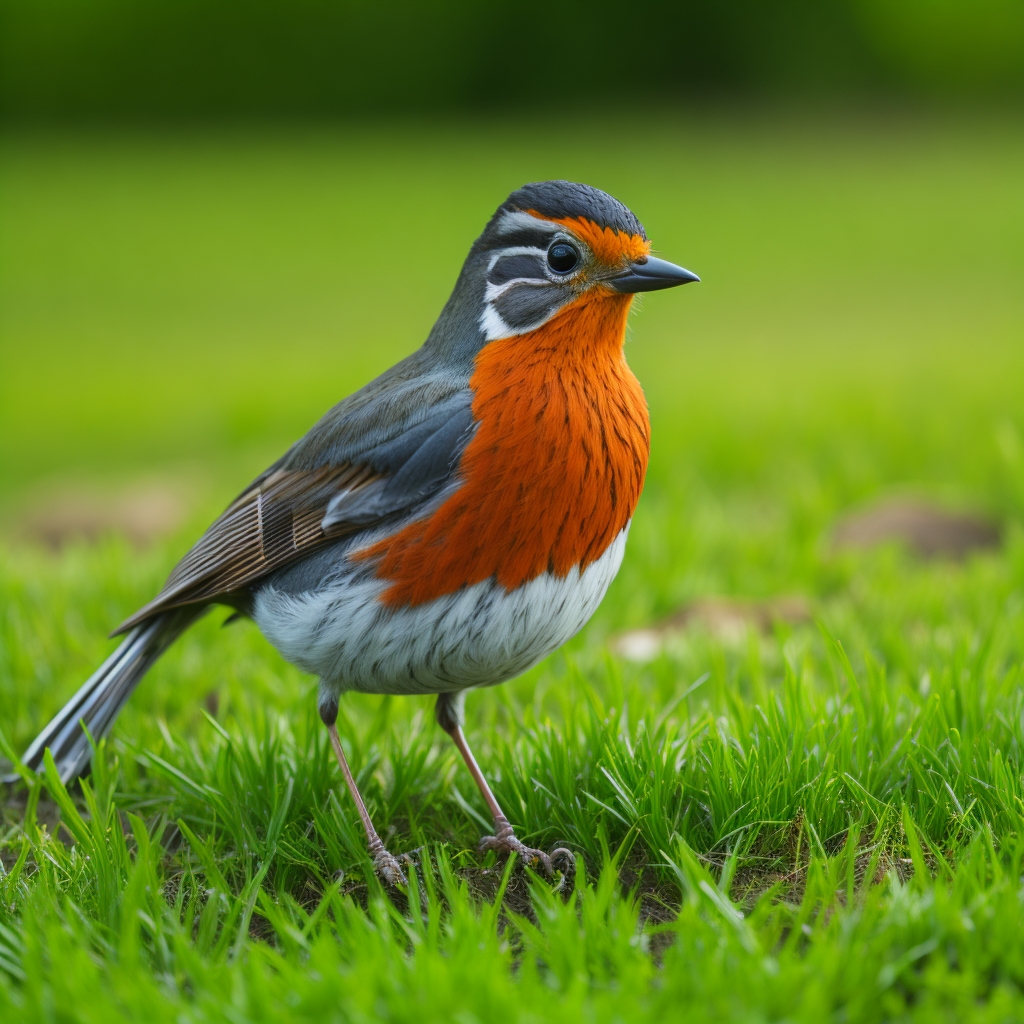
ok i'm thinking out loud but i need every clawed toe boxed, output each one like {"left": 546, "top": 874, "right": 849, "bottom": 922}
{"left": 479, "top": 833, "right": 551, "bottom": 874}
{"left": 478, "top": 829, "right": 573, "bottom": 880}
{"left": 548, "top": 846, "right": 575, "bottom": 875}
{"left": 372, "top": 847, "right": 409, "bottom": 887}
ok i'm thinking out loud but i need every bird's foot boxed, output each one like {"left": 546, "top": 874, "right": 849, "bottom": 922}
{"left": 478, "top": 817, "right": 574, "bottom": 880}
{"left": 370, "top": 840, "right": 408, "bottom": 887}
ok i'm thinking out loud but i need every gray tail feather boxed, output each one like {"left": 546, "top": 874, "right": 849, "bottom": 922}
{"left": 16, "top": 606, "right": 203, "bottom": 784}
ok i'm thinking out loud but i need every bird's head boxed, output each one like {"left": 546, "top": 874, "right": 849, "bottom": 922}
{"left": 462, "top": 180, "right": 698, "bottom": 344}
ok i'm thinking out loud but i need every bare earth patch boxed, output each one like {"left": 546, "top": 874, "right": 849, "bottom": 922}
{"left": 5, "top": 473, "right": 204, "bottom": 549}
{"left": 613, "top": 595, "right": 812, "bottom": 662}
{"left": 832, "top": 497, "right": 1000, "bottom": 559}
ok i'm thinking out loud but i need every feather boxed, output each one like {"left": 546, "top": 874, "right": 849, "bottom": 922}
{"left": 114, "top": 394, "right": 476, "bottom": 634}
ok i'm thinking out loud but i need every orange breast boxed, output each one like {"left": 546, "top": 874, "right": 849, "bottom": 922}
{"left": 358, "top": 289, "right": 650, "bottom": 607}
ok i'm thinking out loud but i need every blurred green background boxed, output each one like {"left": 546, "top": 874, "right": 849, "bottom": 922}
{"left": 1, "top": 0, "right": 1022, "bottom": 514}
{"left": 2, "top": 0, "right": 1023, "bottom": 120}
{"left": 2, "top": 113, "right": 1022, "bottom": 508}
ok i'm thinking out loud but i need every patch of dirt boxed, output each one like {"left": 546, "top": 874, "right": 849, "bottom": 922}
{"left": 832, "top": 498, "right": 1000, "bottom": 559}
{"left": 6, "top": 473, "right": 203, "bottom": 549}
{"left": 725, "top": 813, "right": 917, "bottom": 916}
{"left": 613, "top": 595, "right": 812, "bottom": 662}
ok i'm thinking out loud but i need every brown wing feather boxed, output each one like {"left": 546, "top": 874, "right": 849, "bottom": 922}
{"left": 113, "top": 463, "right": 381, "bottom": 634}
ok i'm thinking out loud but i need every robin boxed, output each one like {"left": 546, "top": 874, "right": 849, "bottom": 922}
{"left": 16, "top": 181, "right": 698, "bottom": 884}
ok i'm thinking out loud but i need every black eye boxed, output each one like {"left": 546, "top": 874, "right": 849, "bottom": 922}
{"left": 547, "top": 242, "right": 579, "bottom": 274}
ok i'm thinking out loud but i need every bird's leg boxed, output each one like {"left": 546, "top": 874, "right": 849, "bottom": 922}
{"left": 320, "top": 696, "right": 407, "bottom": 887}
{"left": 436, "top": 693, "right": 572, "bottom": 878}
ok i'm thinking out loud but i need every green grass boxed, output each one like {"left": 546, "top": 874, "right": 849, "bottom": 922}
{"left": 2, "top": 111, "right": 1024, "bottom": 1022}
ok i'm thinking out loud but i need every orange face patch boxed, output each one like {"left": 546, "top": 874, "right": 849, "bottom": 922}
{"left": 527, "top": 210, "right": 650, "bottom": 267}
{"left": 356, "top": 288, "right": 650, "bottom": 608}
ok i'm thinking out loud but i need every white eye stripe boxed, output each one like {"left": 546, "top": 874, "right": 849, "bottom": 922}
{"left": 495, "top": 210, "right": 560, "bottom": 236}
{"left": 486, "top": 246, "right": 547, "bottom": 271}
{"left": 484, "top": 278, "right": 551, "bottom": 302}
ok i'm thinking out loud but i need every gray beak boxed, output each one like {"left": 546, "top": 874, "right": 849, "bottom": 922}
{"left": 609, "top": 256, "right": 700, "bottom": 293}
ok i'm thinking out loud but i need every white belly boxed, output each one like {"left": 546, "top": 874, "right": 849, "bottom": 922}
{"left": 253, "top": 526, "right": 628, "bottom": 696}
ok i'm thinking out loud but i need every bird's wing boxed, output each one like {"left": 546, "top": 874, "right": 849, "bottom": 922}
{"left": 113, "top": 389, "right": 475, "bottom": 634}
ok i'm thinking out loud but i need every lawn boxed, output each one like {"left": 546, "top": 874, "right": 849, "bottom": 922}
{"left": 1, "top": 111, "right": 1024, "bottom": 1022}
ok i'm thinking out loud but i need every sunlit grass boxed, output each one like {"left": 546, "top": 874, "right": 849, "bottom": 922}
{"left": 1, "top": 112, "right": 1024, "bottom": 1020}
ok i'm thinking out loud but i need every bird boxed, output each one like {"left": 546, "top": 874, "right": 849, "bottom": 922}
{"left": 14, "top": 180, "right": 698, "bottom": 885}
